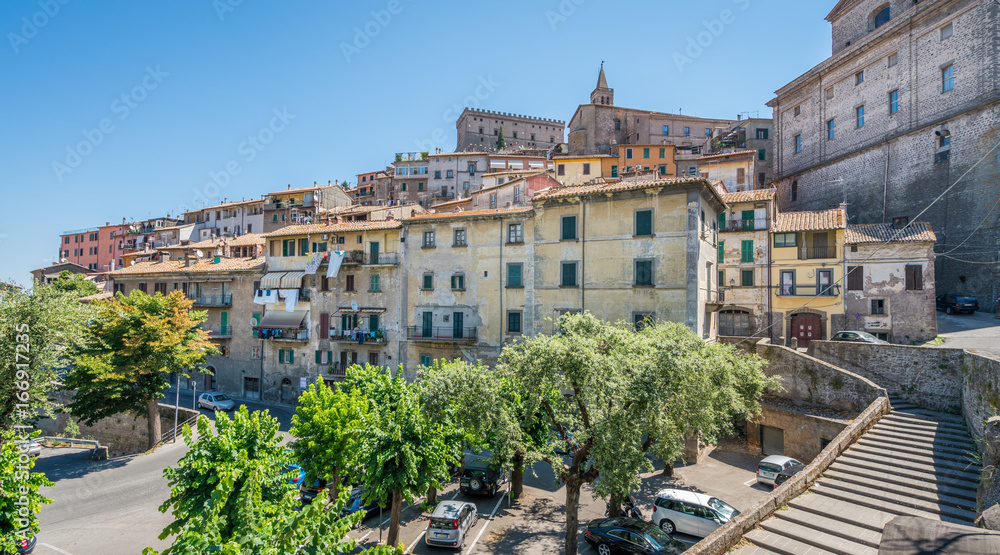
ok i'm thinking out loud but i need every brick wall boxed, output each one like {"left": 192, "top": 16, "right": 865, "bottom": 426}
{"left": 746, "top": 403, "right": 849, "bottom": 463}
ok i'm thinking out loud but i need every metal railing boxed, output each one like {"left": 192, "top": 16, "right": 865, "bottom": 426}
{"left": 187, "top": 294, "right": 233, "bottom": 306}
{"left": 406, "top": 326, "right": 478, "bottom": 342}
{"left": 269, "top": 329, "right": 309, "bottom": 341}
{"left": 206, "top": 326, "right": 233, "bottom": 337}
{"left": 329, "top": 328, "right": 388, "bottom": 344}
{"left": 777, "top": 284, "right": 841, "bottom": 297}
{"left": 798, "top": 245, "right": 838, "bottom": 260}
{"left": 720, "top": 218, "right": 769, "bottom": 232}
{"left": 340, "top": 252, "right": 400, "bottom": 265}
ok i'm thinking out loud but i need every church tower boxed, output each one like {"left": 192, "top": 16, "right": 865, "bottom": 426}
{"left": 590, "top": 63, "right": 613, "bottom": 106}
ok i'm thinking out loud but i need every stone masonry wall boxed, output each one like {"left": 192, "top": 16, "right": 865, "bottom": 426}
{"left": 746, "top": 404, "right": 849, "bottom": 463}
{"left": 36, "top": 403, "right": 199, "bottom": 458}
{"left": 963, "top": 351, "right": 1000, "bottom": 449}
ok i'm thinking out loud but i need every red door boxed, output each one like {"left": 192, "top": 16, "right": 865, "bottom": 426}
{"left": 790, "top": 314, "right": 822, "bottom": 347}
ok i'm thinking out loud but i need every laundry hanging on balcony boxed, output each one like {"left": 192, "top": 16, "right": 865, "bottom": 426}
{"left": 253, "top": 289, "right": 278, "bottom": 305}
{"left": 304, "top": 253, "right": 322, "bottom": 275}
{"left": 278, "top": 289, "right": 299, "bottom": 312}
{"left": 326, "top": 250, "right": 346, "bottom": 278}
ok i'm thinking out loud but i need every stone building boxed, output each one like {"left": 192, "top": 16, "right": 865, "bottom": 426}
{"left": 716, "top": 189, "right": 777, "bottom": 338}
{"left": 551, "top": 154, "right": 617, "bottom": 186}
{"left": 456, "top": 108, "right": 565, "bottom": 152}
{"left": 262, "top": 183, "right": 353, "bottom": 232}
{"left": 844, "top": 222, "right": 937, "bottom": 343}
{"left": 183, "top": 198, "right": 265, "bottom": 239}
{"left": 768, "top": 0, "right": 999, "bottom": 310}
{"left": 694, "top": 150, "right": 759, "bottom": 193}
{"left": 567, "top": 65, "right": 735, "bottom": 156}
{"left": 710, "top": 117, "right": 774, "bottom": 188}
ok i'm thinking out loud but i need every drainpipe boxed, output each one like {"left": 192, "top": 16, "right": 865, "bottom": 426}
{"left": 581, "top": 197, "right": 586, "bottom": 311}
{"left": 499, "top": 216, "right": 504, "bottom": 347}
{"left": 881, "top": 139, "right": 890, "bottom": 224}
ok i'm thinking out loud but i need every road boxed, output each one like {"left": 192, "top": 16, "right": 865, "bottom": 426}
{"left": 934, "top": 309, "right": 1000, "bottom": 357}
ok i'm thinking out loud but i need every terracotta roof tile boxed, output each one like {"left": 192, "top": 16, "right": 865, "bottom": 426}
{"left": 773, "top": 209, "right": 846, "bottom": 232}
{"left": 532, "top": 176, "right": 711, "bottom": 201}
{"left": 403, "top": 207, "right": 533, "bottom": 222}
{"left": 183, "top": 198, "right": 263, "bottom": 214}
{"left": 846, "top": 222, "right": 936, "bottom": 244}
{"left": 721, "top": 189, "right": 776, "bottom": 204}
{"left": 109, "top": 257, "right": 265, "bottom": 276}
{"left": 260, "top": 220, "right": 402, "bottom": 238}
{"left": 695, "top": 149, "right": 755, "bottom": 162}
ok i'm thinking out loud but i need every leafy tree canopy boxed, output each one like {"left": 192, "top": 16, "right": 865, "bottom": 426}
{"left": 0, "top": 430, "right": 53, "bottom": 553}
{"left": 49, "top": 271, "right": 99, "bottom": 298}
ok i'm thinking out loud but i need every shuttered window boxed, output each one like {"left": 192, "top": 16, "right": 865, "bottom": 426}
{"left": 319, "top": 313, "right": 329, "bottom": 339}
{"left": 718, "top": 241, "right": 724, "bottom": 264}
{"left": 905, "top": 265, "right": 923, "bottom": 291}
{"left": 741, "top": 240, "right": 753, "bottom": 263}
{"left": 561, "top": 215, "right": 577, "bottom": 240}
{"left": 847, "top": 266, "right": 864, "bottom": 291}
{"left": 635, "top": 210, "right": 653, "bottom": 236}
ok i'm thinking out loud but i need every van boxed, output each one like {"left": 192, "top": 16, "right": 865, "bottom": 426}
{"left": 651, "top": 489, "right": 739, "bottom": 537}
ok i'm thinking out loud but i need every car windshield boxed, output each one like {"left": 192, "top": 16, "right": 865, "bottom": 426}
{"left": 856, "top": 332, "right": 880, "bottom": 341}
{"left": 758, "top": 462, "right": 781, "bottom": 472}
{"left": 637, "top": 523, "right": 683, "bottom": 552}
{"left": 215, "top": 394, "right": 232, "bottom": 402}
{"left": 464, "top": 469, "right": 487, "bottom": 479}
{"left": 956, "top": 296, "right": 976, "bottom": 302}
{"left": 708, "top": 498, "right": 738, "bottom": 520}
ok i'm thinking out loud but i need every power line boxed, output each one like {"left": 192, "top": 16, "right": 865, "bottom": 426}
{"left": 937, "top": 191, "right": 1000, "bottom": 255}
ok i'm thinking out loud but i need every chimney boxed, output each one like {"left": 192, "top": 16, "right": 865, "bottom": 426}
{"left": 314, "top": 181, "right": 317, "bottom": 186}
{"left": 737, "top": 114, "right": 742, "bottom": 121}
{"left": 328, "top": 180, "right": 332, "bottom": 186}
{"left": 287, "top": 184, "right": 291, "bottom": 190}
{"left": 335, "top": 179, "right": 339, "bottom": 186}
{"left": 386, "top": 212, "right": 395, "bottom": 221}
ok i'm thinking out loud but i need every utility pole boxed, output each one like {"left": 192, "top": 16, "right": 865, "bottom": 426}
{"left": 173, "top": 377, "right": 180, "bottom": 443}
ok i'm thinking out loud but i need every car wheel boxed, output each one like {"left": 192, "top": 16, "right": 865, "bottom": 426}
{"left": 946, "top": 307, "right": 954, "bottom": 314}
{"left": 470, "top": 478, "right": 483, "bottom": 492}
{"left": 597, "top": 542, "right": 612, "bottom": 555}
{"left": 660, "top": 519, "right": 676, "bottom": 534}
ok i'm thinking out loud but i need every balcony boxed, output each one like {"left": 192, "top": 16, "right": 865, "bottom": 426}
{"left": 777, "top": 284, "right": 841, "bottom": 297}
{"left": 187, "top": 294, "right": 233, "bottom": 307}
{"left": 205, "top": 326, "right": 232, "bottom": 338}
{"left": 720, "top": 218, "right": 769, "bottom": 232}
{"left": 330, "top": 328, "right": 388, "bottom": 344}
{"left": 270, "top": 329, "right": 309, "bottom": 341}
{"left": 406, "top": 326, "right": 478, "bottom": 342}
{"left": 434, "top": 191, "right": 456, "bottom": 200}
{"left": 798, "top": 245, "right": 838, "bottom": 260}
{"left": 340, "top": 252, "right": 400, "bottom": 266}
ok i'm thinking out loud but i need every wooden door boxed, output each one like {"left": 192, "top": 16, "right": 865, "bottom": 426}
{"left": 790, "top": 313, "right": 822, "bottom": 347}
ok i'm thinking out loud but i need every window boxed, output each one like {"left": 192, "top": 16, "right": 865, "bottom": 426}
{"left": 507, "top": 263, "right": 523, "bottom": 287}
{"left": 635, "top": 210, "right": 653, "bottom": 236}
{"left": 942, "top": 65, "right": 954, "bottom": 92}
{"left": 780, "top": 270, "right": 795, "bottom": 295}
{"left": 855, "top": 71, "right": 864, "bottom": 85}
{"left": 827, "top": 119, "right": 836, "bottom": 140}
{"left": 633, "top": 313, "right": 654, "bottom": 331}
{"left": 856, "top": 105, "right": 865, "bottom": 128}
{"left": 718, "top": 241, "right": 724, "bottom": 263}
{"left": 401, "top": 183, "right": 407, "bottom": 191}
{"left": 705, "top": 128, "right": 712, "bottom": 138}
{"left": 634, "top": 260, "right": 653, "bottom": 286}
{"left": 422, "top": 230, "right": 435, "bottom": 248}
{"left": 610, "top": 165, "right": 618, "bottom": 178}
{"left": 625, "top": 148, "right": 633, "bottom": 159}
{"left": 688, "top": 166, "right": 697, "bottom": 176}
{"left": 936, "top": 131, "right": 951, "bottom": 162}
{"left": 344, "top": 275, "right": 355, "bottom": 292}
{"left": 278, "top": 349, "right": 295, "bottom": 364}
{"left": 871, "top": 299, "right": 885, "bottom": 315}
{"left": 417, "top": 182, "right": 424, "bottom": 191}
{"left": 138, "top": 282, "right": 147, "bottom": 293}
{"left": 941, "top": 23, "right": 953, "bottom": 40}
{"left": 791, "top": 180, "right": 798, "bottom": 201}
{"left": 773, "top": 233, "right": 797, "bottom": 248}
{"left": 453, "top": 228, "right": 467, "bottom": 246}
{"left": 507, "top": 311, "right": 522, "bottom": 334}
{"left": 659, "top": 147, "right": 665, "bottom": 158}
{"left": 758, "top": 149, "right": 766, "bottom": 161}
{"left": 369, "top": 274, "right": 380, "bottom": 292}
{"left": 889, "top": 90, "right": 899, "bottom": 114}
{"left": 451, "top": 274, "right": 465, "bottom": 290}
{"left": 847, "top": 265, "right": 864, "bottom": 291}
{"left": 740, "top": 240, "right": 753, "bottom": 263}
{"left": 888, "top": 52, "right": 898, "bottom": 67}
{"left": 719, "top": 310, "right": 751, "bottom": 336}
{"left": 662, "top": 125, "right": 669, "bottom": 135}
{"left": 614, "top": 118, "right": 621, "bottom": 131}
{"left": 420, "top": 355, "right": 432, "bottom": 366}
{"left": 793, "top": 105, "right": 801, "bottom": 117}
{"left": 507, "top": 223, "right": 523, "bottom": 243}
{"left": 660, "top": 165, "right": 667, "bottom": 176}
{"left": 463, "top": 181, "right": 469, "bottom": 190}
{"left": 905, "top": 264, "right": 923, "bottom": 291}
{"left": 683, "top": 127, "right": 690, "bottom": 137}
{"left": 251, "top": 346, "right": 261, "bottom": 359}
{"left": 557, "top": 164, "right": 565, "bottom": 176}
{"left": 874, "top": 6, "right": 890, "bottom": 28}
{"left": 643, "top": 148, "right": 650, "bottom": 159}
{"left": 794, "top": 135, "right": 802, "bottom": 153}
{"left": 434, "top": 171, "right": 441, "bottom": 179}
{"left": 447, "top": 170, "right": 454, "bottom": 178}
{"left": 422, "top": 274, "right": 433, "bottom": 290}
{"left": 561, "top": 262, "right": 578, "bottom": 287}
{"left": 826, "top": 86, "right": 834, "bottom": 100}
{"left": 741, "top": 269, "right": 754, "bottom": 287}
{"left": 756, "top": 128, "right": 769, "bottom": 140}
{"left": 818, "top": 269, "right": 834, "bottom": 296}
{"left": 737, "top": 168, "right": 746, "bottom": 185}
{"left": 561, "top": 215, "right": 577, "bottom": 240}
{"left": 583, "top": 162, "right": 591, "bottom": 175}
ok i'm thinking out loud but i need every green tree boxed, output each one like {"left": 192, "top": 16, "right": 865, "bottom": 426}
{"left": 289, "top": 380, "right": 368, "bottom": 502}
{"left": 0, "top": 431, "right": 53, "bottom": 553}
{"left": 49, "top": 271, "right": 99, "bottom": 298}
{"left": 65, "top": 290, "right": 216, "bottom": 449}
{"left": 496, "top": 125, "right": 506, "bottom": 150}
{"left": 0, "top": 282, "right": 91, "bottom": 430}
{"left": 352, "top": 365, "right": 453, "bottom": 547}
{"left": 501, "top": 313, "right": 774, "bottom": 555}
{"left": 149, "top": 407, "right": 396, "bottom": 555}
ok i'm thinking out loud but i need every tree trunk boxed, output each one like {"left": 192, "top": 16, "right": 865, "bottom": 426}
{"left": 608, "top": 493, "right": 622, "bottom": 518}
{"left": 330, "top": 467, "right": 340, "bottom": 503}
{"left": 427, "top": 485, "right": 437, "bottom": 506}
{"left": 146, "top": 396, "right": 161, "bottom": 449}
{"left": 662, "top": 463, "right": 674, "bottom": 477}
{"left": 387, "top": 489, "right": 403, "bottom": 547}
{"left": 564, "top": 478, "right": 582, "bottom": 555}
{"left": 511, "top": 451, "right": 524, "bottom": 500}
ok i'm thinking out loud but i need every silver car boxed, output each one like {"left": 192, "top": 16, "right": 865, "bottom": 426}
{"left": 651, "top": 488, "right": 740, "bottom": 537}
{"left": 756, "top": 455, "right": 802, "bottom": 486}
{"left": 198, "top": 392, "right": 236, "bottom": 412}
{"left": 425, "top": 500, "right": 478, "bottom": 550}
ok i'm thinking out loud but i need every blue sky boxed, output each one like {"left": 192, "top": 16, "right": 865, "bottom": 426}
{"left": 0, "top": 0, "right": 833, "bottom": 286}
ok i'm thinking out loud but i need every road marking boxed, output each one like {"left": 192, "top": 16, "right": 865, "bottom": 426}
{"left": 40, "top": 544, "right": 76, "bottom": 555}
{"left": 743, "top": 478, "right": 757, "bottom": 486}
{"left": 358, "top": 496, "right": 427, "bottom": 543}
{"left": 464, "top": 492, "right": 506, "bottom": 554}
{"left": 404, "top": 530, "right": 426, "bottom": 553}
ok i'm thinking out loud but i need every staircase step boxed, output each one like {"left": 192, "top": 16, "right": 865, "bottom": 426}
{"left": 831, "top": 458, "right": 979, "bottom": 494}
{"left": 892, "top": 407, "right": 968, "bottom": 425}
{"left": 789, "top": 493, "right": 896, "bottom": 533}
{"left": 823, "top": 469, "right": 978, "bottom": 511}
{"left": 838, "top": 452, "right": 981, "bottom": 485}
{"left": 850, "top": 443, "right": 980, "bottom": 474}
{"left": 810, "top": 484, "right": 971, "bottom": 526}
{"left": 866, "top": 431, "right": 973, "bottom": 458}
{"left": 775, "top": 507, "right": 883, "bottom": 548}
{"left": 883, "top": 413, "right": 970, "bottom": 434}
{"left": 815, "top": 479, "right": 978, "bottom": 523}
{"left": 729, "top": 545, "right": 783, "bottom": 555}
{"left": 875, "top": 420, "right": 972, "bottom": 442}
{"left": 869, "top": 428, "right": 974, "bottom": 452}
{"left": 745, "top": 528, "right": 840, "bottom": 555}
{"left": 856, "top": 437, "right": 978, "bottom": 467}
{"left": 761, "top": 515, "right": 878, "bottom": 555}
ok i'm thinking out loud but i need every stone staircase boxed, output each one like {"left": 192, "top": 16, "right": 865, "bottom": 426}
{"left": 732, "top": 396, "right": 980, "bottom": 555}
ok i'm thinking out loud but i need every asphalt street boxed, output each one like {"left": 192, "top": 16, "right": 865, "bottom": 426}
{"left": 934, "top": 309, "right": 1000, "bottom": 356}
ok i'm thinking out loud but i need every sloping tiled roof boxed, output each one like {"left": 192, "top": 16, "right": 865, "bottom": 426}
{"left": 183, "top": 198, "right": 263, "bottom": 214}
{"left": 722, "top": 189, "right": 776, "bottom": 204}
{"left": 532, "top": 176, "right": 711, "bottom": 201}
{"left": 773, "top": 209, "right": 846, "bottom": 232}
{"left": 403, "top": 207, "right": 533, "bottom": 222}
{"left": 846, "top": 222, "right": 936, "bottom": 244}
{"left": 695, "top": 149, "right": 755, "bottom": 162}
{"left": 109, "top": 257, "right": 265, "bottom": 276}
{"left": 260, "top": 220, "right": 402, "bottom": 238}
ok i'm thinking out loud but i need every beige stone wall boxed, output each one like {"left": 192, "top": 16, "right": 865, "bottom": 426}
{"left": 746, "top": 404, "right": 849, "bottom": 463}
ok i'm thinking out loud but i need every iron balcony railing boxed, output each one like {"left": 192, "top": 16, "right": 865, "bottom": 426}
{"left": 406, "top": 326, "right": 478, "bottom": 342}
{"left": 269, "top": 329, "right": 309, "bottom": 341}
{"left": 798, "top": 245, "right": 838, "bottom": 260}
{"left": 777, "top": 284, "right": 841, "bottom": 297}
{"left": 205, "top": 326, "right": 232, "bottom": 338}
{"left": 187, "top": 294, "right": 233, "bottom": 306}
{"left": 720, "top": 218, "right": 769, "bottom": 232}
{"left": 340, "top": 252, "right": 400, "bottom": 266}
{"left": 329, "top": 328, "right": 388, "bottom": 344}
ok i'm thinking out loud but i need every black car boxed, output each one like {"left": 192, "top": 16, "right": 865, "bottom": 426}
{"left": 460, "top": 458, "right": 507, "bottom": 497}
{"left": 773, "top": 463, "right": 806, "bottom": 486}
{"left": 937, "top": 294, "right": 979, "bottom": 315}
{"left": 299, "top": 476, "right": 333, "bottom": 504}
{"left": 1, "top": 533, "right": 36, "bottom": 554}
{"left": 585, "top": 517, "right": 687, "bottom": 555}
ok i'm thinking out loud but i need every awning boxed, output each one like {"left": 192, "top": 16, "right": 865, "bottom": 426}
{"left": 261, "top": 272, "right": 285, "bottom": 289}
{"left": 280, "top": 271, "right": 305, "bottom": 288}
{"left": 257, "top": 309, "right": 307, "bottom": 329}
{"left": 336, "top": 306, "right": 387, "bottom": 314}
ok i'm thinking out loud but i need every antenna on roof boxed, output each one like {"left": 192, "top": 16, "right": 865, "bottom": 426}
{"left": 196, "top": 250, "right": 204, "bottom": 258}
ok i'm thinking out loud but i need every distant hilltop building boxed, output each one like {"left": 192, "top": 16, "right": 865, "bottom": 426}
{"left": 456, "top": 108, "right": 565, "bottom": 152}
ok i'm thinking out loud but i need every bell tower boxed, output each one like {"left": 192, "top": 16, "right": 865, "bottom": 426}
{"left": 590, "top": 62, "right": 613, "bottom": 106}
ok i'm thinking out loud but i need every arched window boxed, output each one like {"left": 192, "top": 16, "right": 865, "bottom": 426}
{"left": 873, "top": 6, "right": 890, "bottom": 29}
{"left": 790, "top": 180, "right": 798, "bottom": 202}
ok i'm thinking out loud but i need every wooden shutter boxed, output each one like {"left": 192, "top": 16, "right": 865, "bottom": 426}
{"left": 319, "top": 313, "right": 329, "bottom": 339}
{"left": 718, "top": 241, "right": 724, "bottom": 264}
{"left": 847, "top": 266, "right": 863, "bottom": 291}
{"left": 315, "top": 350, "right": 322, "bottom": 364}
{"left": 905, "top": 265, "right": 922, "bottom": 291}
{"left": 278, "top": 349, "right": 285, "bottom": 363}
{"left": 741, "top": 240, "right": 753, "bottom": 263}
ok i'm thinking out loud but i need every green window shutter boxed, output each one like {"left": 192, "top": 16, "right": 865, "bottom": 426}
{"left": 718, "top": 241, "right": 724, "bottom": 263}
{"left": 327, "top": 350, "right": 332, "bottom": 364}
{"left": 401, "top": 183, "right": 407, "bottom": 191}
{"left": 288, "top": 349, "right": 293, "bottom": 362}
{"left": 315, "top": 350, "right": 322, "bottom": 364}
{"left": 562, "top": 216, "right": 576, "bottom": 240}
{"left": 611, "top": 165, "right": 618, "bottom": 177}
{"left": 278, "top": 349, "right": 285, "bottom": 363}
{"left": 282, "top": 240, "right": 288, "bottom": 257}
{"left": 758, "top": 149, "right": 766, "bottom": 161}
{"left": 718, "top": 213, "right": 726, "bottom": 230}
{"left": 742, "top": 270, "right": 754, "bottom": 287}
{"left": 299, "top": 238, "right": 308, "bottom": 254}
{"left": 636, "top": 210, "right": 652, "bottom": 235}
{"left": 643, "top": 148, "right": 650, "bottom": 158}
{"left": 508, "top": 263, "right": 522, "bottom": 287}
{"left": 369, "top": 314, "right": 379, "bottom": 331}
{"left": 741, "top": 240, "right": 753, "bottom": 263}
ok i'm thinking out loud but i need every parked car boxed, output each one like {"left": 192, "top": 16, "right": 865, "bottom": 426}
{"left": 0, "top": 533, "right": 36, "bottom": 554}
{"left": 459, "top": 457, "right": 507, "bottom": 497}
{"left": 424, "top": 500, "right": 478, "bottom": 550}
{"left": 937, "top": 294, "right": 979, "bottom": 315}
{"left": 651, "top": 489, "right": 740, "bottom": 537}
{"left": 25, "top": 439, "right": 41, "bottom": 458}
{"left": 281, "top": 462, "right": 306, "bottom": 489}
{"left": 584, "top": 517, "right": 688, "bottom": 554}
{"left": 341, "top": 485, "right": 387, "bottom": 524}
{"left": 756, "top": 455, "right": 803, "bottom": 487}
{"left": 829, "top": 331, "right": 888, "bottom": 344}
{"left": 774, "top": 463, "right": 806, "bottom": 486}
{"left": 198, "top": 392, "right": 235, "bottom": 412}
{"left": 299, "top": 476, "right": 330, "bottom": 504}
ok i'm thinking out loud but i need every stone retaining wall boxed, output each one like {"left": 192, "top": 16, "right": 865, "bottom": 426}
{"left": 36, "top": 402, "right": 200, "bottom": 458}
{"left": 746, "top": 403, "right": 850, "bottom": 463}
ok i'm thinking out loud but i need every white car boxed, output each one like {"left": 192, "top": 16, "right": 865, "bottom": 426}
{"left": 756, "top": 455, "right": 802, "bottom": 486}
{"left": 24, "top": 439, "right": 42, "bottom": 457}
{"left": 651, "top": 489, "right": 740, "bottom": 537}
{"left": 198, "top": 392, "right": 236, "bottom": 412}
